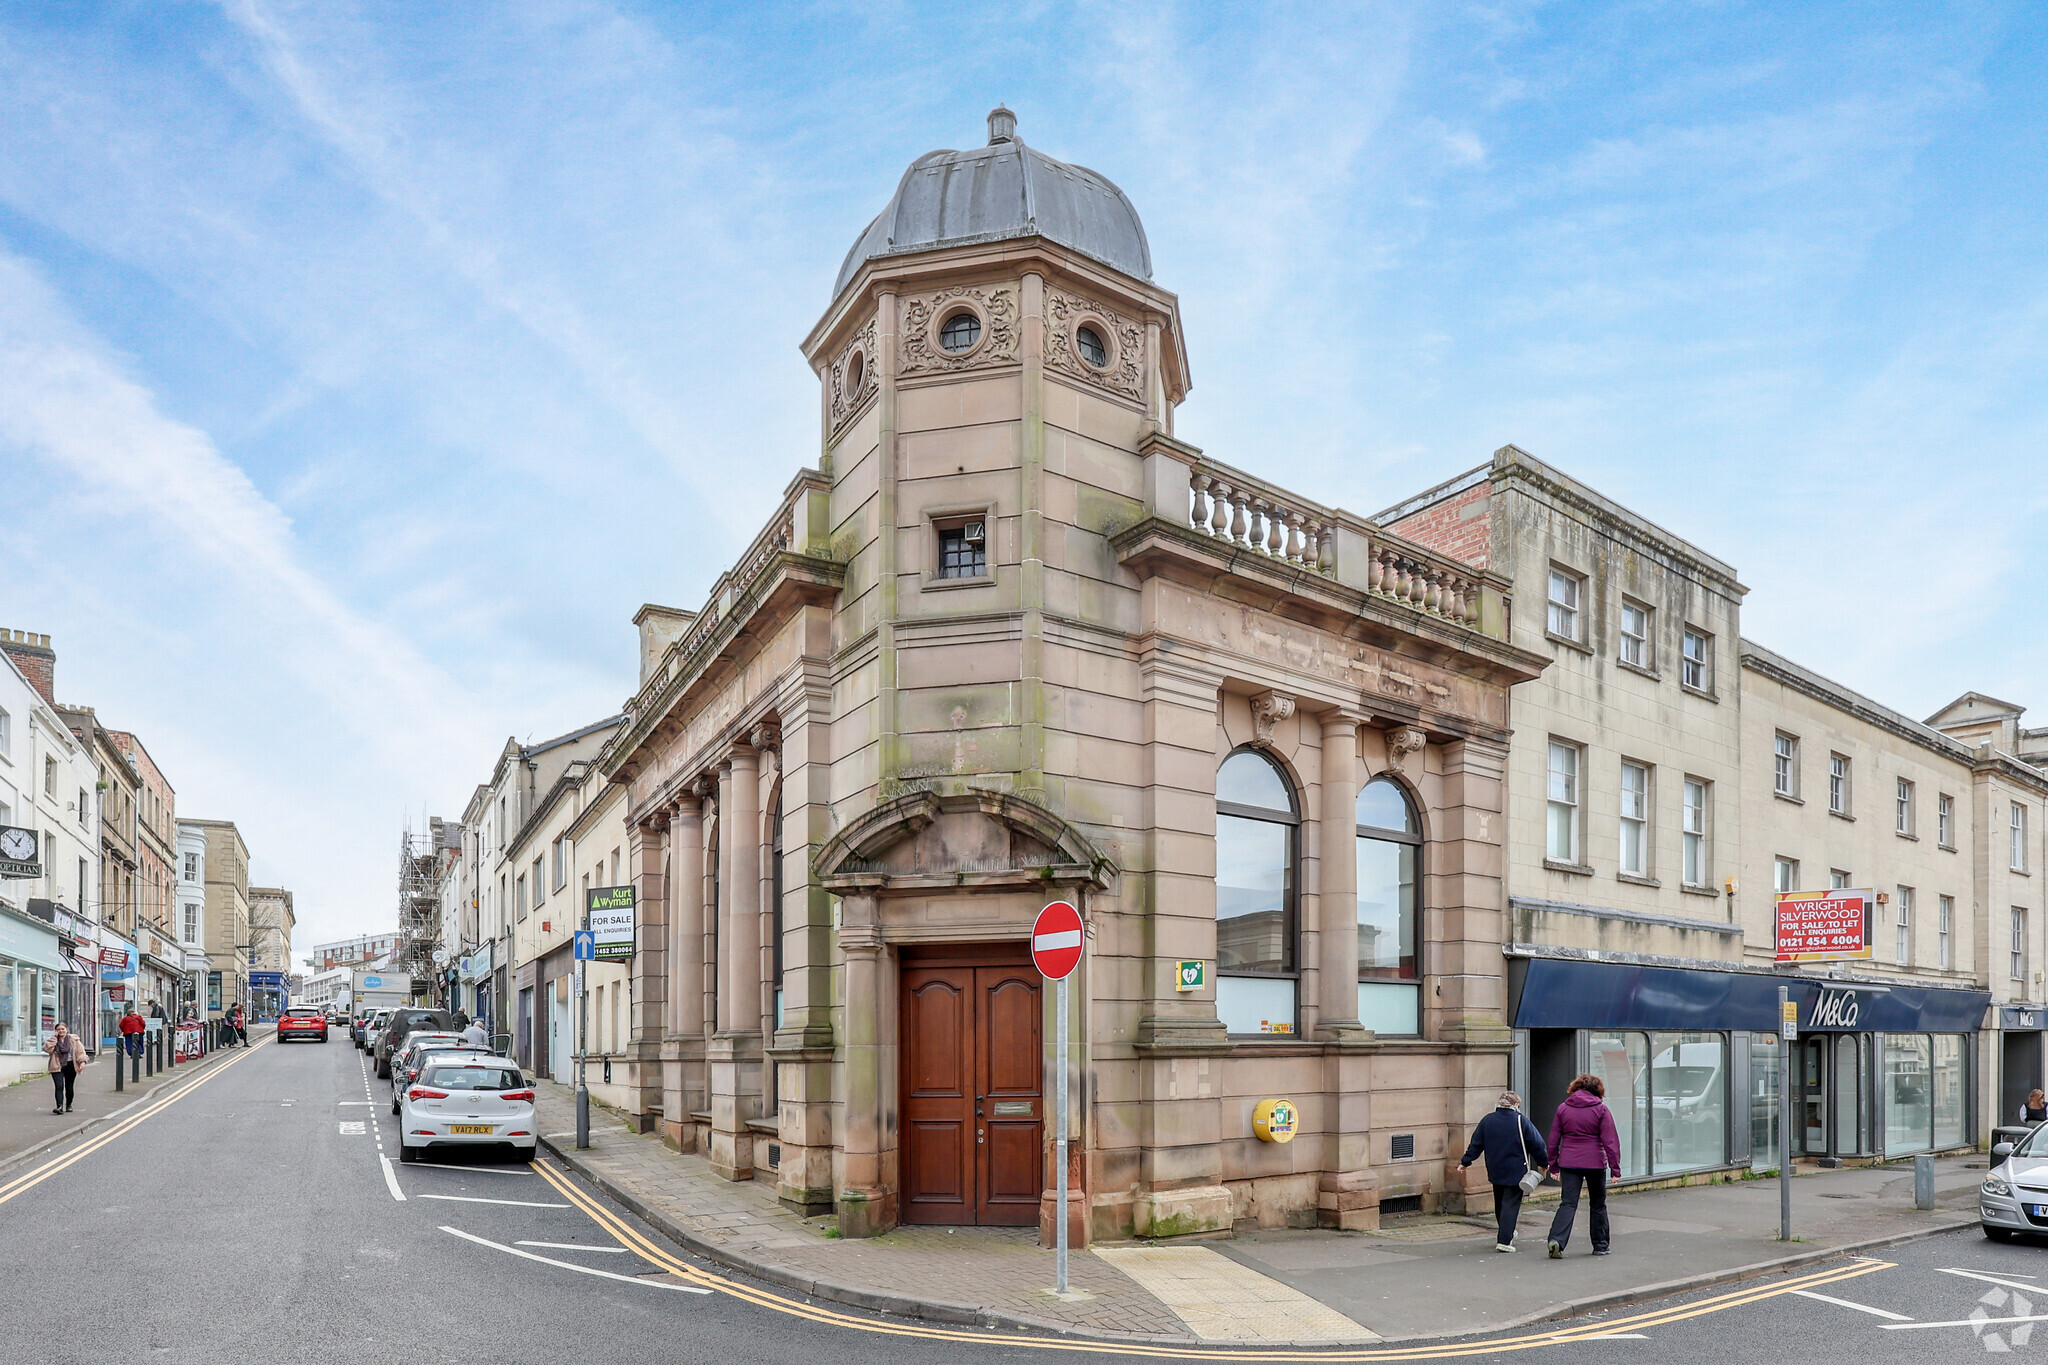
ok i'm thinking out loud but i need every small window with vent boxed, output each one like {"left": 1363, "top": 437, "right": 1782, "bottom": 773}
{"left": 935, "top": 516, "right": 988, "bottom": 581}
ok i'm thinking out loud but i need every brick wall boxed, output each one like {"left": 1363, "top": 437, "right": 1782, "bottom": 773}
{"left": 1382, "top": 481, "right": 1492, "bottom": 570}
{"left": 0, "top": 630, "right": 55, "bottom": 704}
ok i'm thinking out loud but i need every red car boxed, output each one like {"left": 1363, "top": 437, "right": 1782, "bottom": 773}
{"left": 278, "top": 1007, "right": 329, "bottom": 1043}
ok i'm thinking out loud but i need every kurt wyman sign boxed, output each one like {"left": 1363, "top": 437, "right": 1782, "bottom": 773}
{"left": 587, "top": 886, "right": 636, "bottom": 962}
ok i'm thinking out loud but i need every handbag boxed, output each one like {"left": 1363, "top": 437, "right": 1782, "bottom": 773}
{"left": 1515, "top": 1111, "right": 1543, "bottom": 1195}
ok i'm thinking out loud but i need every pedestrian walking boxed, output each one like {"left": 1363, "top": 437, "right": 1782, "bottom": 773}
{"left": 118, "top": 1004, "right": 147, "bottom": 1061}
{"left": 228, "top": 1003, "right": 247, "bottom": 1046}
{"left": 2022, "top": 1089, "right": 2047, "bottom": 1125}
{"left": 461, "top": 1019, "right": 489, "bottom": 1048}
{"left": 1458, "top": 1091, "right": 1549, "bottom": 1252}
{"left": 1545, "top": 1074, "right": 1623, "bottom": 1258}
{"left": 44, "top": 1023, "right": 88, "bottom": 1114}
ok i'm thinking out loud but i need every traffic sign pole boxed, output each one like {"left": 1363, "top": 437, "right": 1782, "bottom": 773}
{"left": 1031, "top": 900, "right": 1084, "bottom": 1297}
{"left": 1779, "top": 985, "right": 1793, "bottom": 1240}
{"left": 576, "top": 916, "right": 591, "bottom": 1151}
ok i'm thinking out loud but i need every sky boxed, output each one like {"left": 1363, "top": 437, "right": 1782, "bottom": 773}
{"left": 3, "top": 1, "right": 2045, "bottom": 952}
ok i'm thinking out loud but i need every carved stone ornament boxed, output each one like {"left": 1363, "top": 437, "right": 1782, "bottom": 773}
{"left": 1044, "top": 286, "right": 1144, "bottom": 402}
{"left": 1386, "top": 725, "right": 1428, "bottom": 772}
{"left": 1250, "top": 690, "right": 1296, "bottom": 745}
{"left": 900, "top": 285, "right": 1018, "bottom": 375}
{"left": 829, "top": 317, "right": 877, "bottom": 433}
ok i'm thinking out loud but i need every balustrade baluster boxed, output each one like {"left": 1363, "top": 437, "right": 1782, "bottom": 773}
{"left": 1231, "top": 492, "right": 1252, "bottom": 547}
{"left": 1192, "top": 475, "right": 1213, "bottom": 533}
{"left": 1210, "top": 482, "right": 1234, "bottom": 539}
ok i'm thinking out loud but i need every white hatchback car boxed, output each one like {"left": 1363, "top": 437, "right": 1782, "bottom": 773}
{"left": 397, "top": 1057, "right": 536, "bottom": 1163}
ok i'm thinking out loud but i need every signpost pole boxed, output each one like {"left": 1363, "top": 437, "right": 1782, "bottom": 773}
{"left": 1779, "top": 985, "right": 1793, "bottom": 1241}
{"left": 575, "top": 915, "right": 590, "bottom": 1151}
{"left": 1057, "top": 972, "right": 1069, "bottom": 1296}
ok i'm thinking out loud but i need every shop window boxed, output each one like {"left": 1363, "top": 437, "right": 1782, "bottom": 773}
{"left": 1215, "top": 749, "right": 1298, "bottom": 1035}
{"left": 1355, "top": 776, "right": 1420, "bottom": 1035}
{"left": 1750, "top": 1036, "right": 1781, "bottom": 1172}
{"left": 1933, "top": 1034, "right": 1966, "bottom": 1149}
{"left": 1884, "top": 1034, "right": 1932, "bottom": 1155}
{"left": 1591, "top": 1029, "right": 1730, "bottom": 1179}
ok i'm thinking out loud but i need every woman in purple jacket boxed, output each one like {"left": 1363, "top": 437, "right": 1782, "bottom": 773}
{"left": 1545, "top": 1074, "right": 1623, "bottom": 1258}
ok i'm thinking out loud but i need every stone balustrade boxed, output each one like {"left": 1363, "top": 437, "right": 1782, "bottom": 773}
{"left": 1188, "top": 465, "right": 1337, "bottom": 574}
{"left": 1139, "top": 437, "right": 1506, "bottom": 639}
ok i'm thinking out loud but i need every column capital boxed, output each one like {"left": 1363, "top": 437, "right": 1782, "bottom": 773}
{"left": 1319, "top": 707, "right": 1371, "bottom": 734}
{"left": 749, "top": 721, "right": 781, "bottom": 754}
{"left": 725, "top": 743, "right": 760, "bottom": 773}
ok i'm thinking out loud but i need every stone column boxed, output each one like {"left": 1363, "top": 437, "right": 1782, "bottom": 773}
{"left": 709, "top": 744, "right": 763, "bottom": 1182}
{"left": 753, "top": 724, "right": 781, "bottom": 1046}
{"left": 1319, "top": 712, "right": 1369, "bottom": 1041}
{"left": 837, "top": 914, "right": 889, "bottom": 1237}
{"left": 664, "top": 795, "right": 706, "bottom": 1150}
{"left": 626, "top": 810, "right": 669, "bottom": 1132}
{"left": 1433, "top": 734, "right": 1513, "bottom": 1217}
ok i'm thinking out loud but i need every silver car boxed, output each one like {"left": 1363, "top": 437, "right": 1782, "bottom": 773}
{"left": 1981, "top": 1126, "right": 2048, "bottom": 1240}
{"left": 397, "top": 1057, "right": 536, "bottom": 1163}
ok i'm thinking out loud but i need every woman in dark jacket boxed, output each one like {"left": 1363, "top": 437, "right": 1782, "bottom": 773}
{"left": 1459, "top": 1091, "right": 1548, "bottom": 1251}
{"left": 1546, "top": 1074, "right": 1623, "bottom": 1258}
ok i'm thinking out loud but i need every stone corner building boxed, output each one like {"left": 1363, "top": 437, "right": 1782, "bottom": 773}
{"left": 607, "top": 111, "right": 1546, "bottom": 1243}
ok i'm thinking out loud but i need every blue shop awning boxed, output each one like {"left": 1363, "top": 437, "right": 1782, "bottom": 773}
{"left": 1511, "top": 956, "right": 1989, "bottom": 1034}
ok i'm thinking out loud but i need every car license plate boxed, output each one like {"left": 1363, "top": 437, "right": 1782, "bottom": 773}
{"left": 2031, "top": 1205, "right": 2048, "bottom": 1217}
{"left": 448, "top": 1124, "right": 493, "bottom": 1135}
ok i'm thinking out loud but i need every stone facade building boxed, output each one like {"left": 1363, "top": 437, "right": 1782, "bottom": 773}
{"left": 606, "top": 112, "right": 1545, "bottom": 1242}
{"left": 184, "top": 819, "right": 250, "bottom": 1018}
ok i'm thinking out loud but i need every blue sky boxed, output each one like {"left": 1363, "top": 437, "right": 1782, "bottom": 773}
{"left": 3, "top": 2, "right": 2044, "bottom": 950}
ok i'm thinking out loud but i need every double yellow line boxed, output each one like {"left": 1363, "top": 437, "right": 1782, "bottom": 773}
{"left": 0, "top": 1038, "right": 266, "bottom": 1210}
{"left": 526, "top": 1157, "right": 1896, "bottom": 1359}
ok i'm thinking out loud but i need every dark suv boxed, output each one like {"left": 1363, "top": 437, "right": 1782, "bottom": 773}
{"left": 370, "top": 1008, "right": 460, "bottom": 1078}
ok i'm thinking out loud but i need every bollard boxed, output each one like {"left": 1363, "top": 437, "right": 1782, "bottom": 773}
{"left": 129, "top": 1039, "right": 140, "bottom": 1085}
{"left": 112, "top": 1044, "right": 123, "bottom": 1092}
{"left": 1915, "top": 1153, "right": 1935, "bottom": 1210}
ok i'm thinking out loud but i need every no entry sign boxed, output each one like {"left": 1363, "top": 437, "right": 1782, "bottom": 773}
{"left": 1032, "top": 900, "right": 1084, "bottom": 980}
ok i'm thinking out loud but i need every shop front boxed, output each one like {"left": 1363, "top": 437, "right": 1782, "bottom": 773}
{"left": 0, "top": 904, "right": 64, "bottom": 1084}
{"left": 1511, "top": 957, "right": 1988, "bottom": 1179}
{"left": 1999, "top": 1006, "right": 2048, "bottom": 1130}
{"left": 98, "top": 935, "right": 137, "bottom": 1044}
{"left": 250, "top": 971, "right": 288, "bottom": 1021}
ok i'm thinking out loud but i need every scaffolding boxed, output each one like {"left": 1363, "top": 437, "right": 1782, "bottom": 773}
{"left": 397, "top": 819, "right": 445, "bottom": 999}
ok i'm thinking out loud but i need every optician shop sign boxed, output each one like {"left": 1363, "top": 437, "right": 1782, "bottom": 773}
{"left": 1774, "top": 889, "right": 1873, "bottom": 963}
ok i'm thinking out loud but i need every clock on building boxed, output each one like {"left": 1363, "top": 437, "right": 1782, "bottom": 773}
{"left": 0, "top": 826, "right": 39, "bottom": 876}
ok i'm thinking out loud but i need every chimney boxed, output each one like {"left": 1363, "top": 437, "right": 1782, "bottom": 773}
{"left": 0, "top": 630, "right": 55, "bottom": 705}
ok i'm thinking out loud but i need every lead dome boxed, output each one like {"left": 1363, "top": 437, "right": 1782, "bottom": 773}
{"left": 832, "top": 107, "right": 1153, "bottom": 301}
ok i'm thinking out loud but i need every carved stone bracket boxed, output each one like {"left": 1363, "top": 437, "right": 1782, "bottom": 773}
{"left": 1386, "top": 725, "right": 1428, "bottom": 773}
{"left": 1250, "top": 690, "right": 1296, "bottom": 746}
{"left": 750, "top": 721, "right": 782, "bottom": 755}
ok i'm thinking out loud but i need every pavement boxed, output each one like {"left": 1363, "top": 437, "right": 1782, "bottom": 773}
{"left": 534, "top": 1077, "right": 1988, "bottom": 1345}
{"left": 0, "top": 1024, "right": 269, "bottom": 1176}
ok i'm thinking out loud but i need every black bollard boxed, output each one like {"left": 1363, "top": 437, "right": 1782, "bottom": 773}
{"left": 129, "top": 1038, "right": 140, "bottom": 1085}
{"left": 113, "top": 1044, "right": 123, "bottom": 1092}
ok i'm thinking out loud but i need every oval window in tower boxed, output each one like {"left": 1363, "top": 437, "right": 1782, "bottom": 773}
{"left": 939, "top": 310, "right": 981, "bottom": 353}
{"left": 1076, "top": 325, "right": 1108, "bottom": 369}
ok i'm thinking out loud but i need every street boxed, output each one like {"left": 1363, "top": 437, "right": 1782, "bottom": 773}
{"left": 0, "top": 1033, "right": 2042, "bottom": 1364}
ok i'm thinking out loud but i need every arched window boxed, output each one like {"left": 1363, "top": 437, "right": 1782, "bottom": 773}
{"left": 1216, "top": 749, "right": 1299, "bottom": 1035}
{"left": 1356, "top": 775, "right": 1421, "bottom": 1034}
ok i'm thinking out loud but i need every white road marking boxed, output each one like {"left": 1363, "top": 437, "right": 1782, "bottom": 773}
{"left": 416, "top": 1194, "right": 569, "bottom": 1208}
{"left": 1791, "top": 1289, "right": 1914, "bottom": 1321}
{"left": 407, "top": 1162, "right": 532, "bottom": 1174}
{"left": 516, "top": 1241, "right": 628, "bottom": 1253}
{"left": 380, "top": 1156, "right": 406, "bottom": 1202}
{"left": 1938, "top": 1268, "right": 2045, "bottom": 1292}
{"left": 339, "top": 1121, "right": 366, "bottom": 1136}
{"left": 1885, "top": 1314, "right": 2048, "bottom": 1331}
{"left": 338, "top": 1102, "right": 374, "bottom": 1107}
{"left": 441, "top": 1226, "right": 712, "bottom": 1293}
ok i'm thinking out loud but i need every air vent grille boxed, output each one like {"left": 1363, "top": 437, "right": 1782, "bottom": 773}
{"left": 1390, "top": 1133, "right": 1416, "bottom": 1161}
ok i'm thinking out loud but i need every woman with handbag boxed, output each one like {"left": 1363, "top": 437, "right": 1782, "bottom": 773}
{"left": 1459, "top": 1090, "right": 1549, "bottom": 1252}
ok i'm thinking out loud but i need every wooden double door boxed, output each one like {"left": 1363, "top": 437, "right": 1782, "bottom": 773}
{"left": 901, "top": 950, "right": 1044, "bottom": 1225}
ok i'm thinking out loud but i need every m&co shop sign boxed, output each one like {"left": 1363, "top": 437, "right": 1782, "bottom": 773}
{"left": 1774, "top": 889, "right": 1874, "bottom": 963}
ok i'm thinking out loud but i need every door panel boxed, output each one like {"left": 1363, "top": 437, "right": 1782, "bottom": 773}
{"left": 976, "top": 968, "right": 1044, "bottom": 1223}
{"left": 900, "top": 954, "right": 1046, "bottom": 1225}
{"left": 901, "top": 971, "right": 974, "bottom": 1222}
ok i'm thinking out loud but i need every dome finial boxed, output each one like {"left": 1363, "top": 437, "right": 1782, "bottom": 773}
{"left": 987, "top": 105, "right": 1017, "bottom": 145}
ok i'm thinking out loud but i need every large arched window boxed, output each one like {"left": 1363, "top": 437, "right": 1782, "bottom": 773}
{"left": 1356, "top": 776, "right": 1421, "bottom": 1034}
{"left": 1216, "top": 749, "right": 1299, "bottom": 1035}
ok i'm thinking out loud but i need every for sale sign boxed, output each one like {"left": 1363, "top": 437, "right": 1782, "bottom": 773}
{"left": 1775, "top": 889, "right": 1873, "bottom": 962}
{"left": 587, "top": 886, "right": 636, "bottom": 962}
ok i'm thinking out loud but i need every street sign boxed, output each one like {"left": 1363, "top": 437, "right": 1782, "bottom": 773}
{"left": 1780, "top": 998, "right": 1798, "bottom": 1042}
{"left": 1031, "top": 901, "right": 1084, "bottom": 980}
{"left": 587, "top": 886, "right": 636, "bottom": 962}
{"left": 1174, "top": 960, "right": 1205, "bottom": 992}
{"left": 573, "top": 931, "right": 595, "bottom": 961}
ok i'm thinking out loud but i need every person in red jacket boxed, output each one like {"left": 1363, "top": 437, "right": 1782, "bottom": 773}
{"left": 118, "top": 1004, "right": 147, "bottom": 1060}
{"left": 1545, "top": 1073, "right": 1623, "bottom": 1258}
